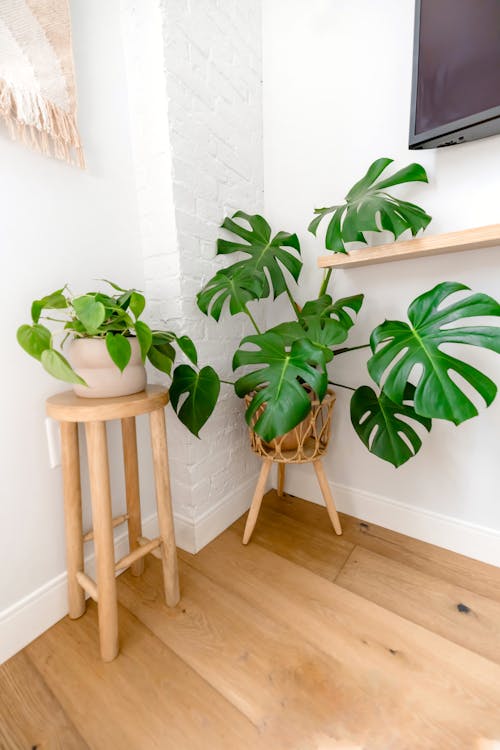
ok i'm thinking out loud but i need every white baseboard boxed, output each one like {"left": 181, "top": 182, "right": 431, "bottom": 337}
{"left": 284, "top": 471, "right": 500, "bottom": 568}
{"left": 0, "top": 476, "right": 259, "bottom": 665}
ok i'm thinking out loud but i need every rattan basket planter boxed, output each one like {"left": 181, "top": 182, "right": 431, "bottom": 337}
{"left": 245, "top": 389, "right": 336, "bottom": 463}
{"left": 242, "top": 389, "right": 342, "bottom": 545}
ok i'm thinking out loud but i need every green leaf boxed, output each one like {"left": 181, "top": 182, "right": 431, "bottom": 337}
{"left": 170, "top": 365, "right": 221, "bottom": 437}
{"left": 176, "top": 335, "right": 198, "bottom": 366}
{"left": 216, "top": 211, "right": 302, "bottom": 299}
{"left": 72, "top": 295, "right": 106, "bottom": 334}
{"left": 310, "top": 158, "right": 432, "bottom": 253}
{"left": 17, "top": 324, "right": 52, "bottom": 361}
{"left": 41, "top": 350, "right": 87, "bottom": 386}
{"left": 130, "top": 292, "right": 146, "bottom": 319}
{"left": 368, "top": 282, "right": 500, "bottom": 425}
{"left": 134, "top": 321, "right": 152, "bottom": 362}
{"left": 197, "top": 266, "right": 266, "bottom": 321}
{"left": 148, "top": 344, "right": 175, "bottom": 375}
{"left": 31, "top": 288, "right": 68, "bottom": 323}
{"left": 351, "top": 384, "right": 431, "bottom": 467}
{"left": 233, "top": 332, "right": 328, "bottom": 441}
{"left": 105, "top": 333, "right": 131, "bottom": 372}
{"left": 101, "top": 279, "right": 127, "bottom": 292}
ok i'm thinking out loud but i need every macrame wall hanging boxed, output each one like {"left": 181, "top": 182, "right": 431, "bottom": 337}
{"left": 0, "top": 0, "right": 84, "bottom": 167}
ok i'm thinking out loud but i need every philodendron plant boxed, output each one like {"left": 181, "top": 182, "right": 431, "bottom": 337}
{"left": 17, "top": 280, "right": 218, "bottom": 435}
{"left": 192, "top": 157, "right": 500, "bottom": 467}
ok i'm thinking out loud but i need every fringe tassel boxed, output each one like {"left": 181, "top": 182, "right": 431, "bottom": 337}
{"left": 0, "top": 77, "right": 85, "bottom": 168}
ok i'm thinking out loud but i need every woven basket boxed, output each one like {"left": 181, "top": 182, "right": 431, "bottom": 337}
{"left": 244, "top": 389, "right": 336, "bottom": 464}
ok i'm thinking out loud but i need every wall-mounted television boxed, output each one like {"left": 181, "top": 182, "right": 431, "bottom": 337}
{"left": 409, "top": 0, "right": 500, "bottom": 149}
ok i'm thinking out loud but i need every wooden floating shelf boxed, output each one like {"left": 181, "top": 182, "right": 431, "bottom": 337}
{"left": 317, "top": 223, "right": 500, "bottom": 270}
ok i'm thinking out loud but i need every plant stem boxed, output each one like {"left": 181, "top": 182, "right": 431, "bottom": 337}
{"left": 318, "top": 268, "right": 332, "bottom": 297}
{"left": 220, "top": 379, "right": 236, "bottom": 386}
{"left": 332, "top": 343, "right": 371, "bottom": 356}
{"left": 244, "top": 306, "right": 261, "bottom": 334}
{"left": 328, "top": 380, "right": 356, "bottom": 392}
{"left": 285, "top": 286, "right": 301, "bottom": 319}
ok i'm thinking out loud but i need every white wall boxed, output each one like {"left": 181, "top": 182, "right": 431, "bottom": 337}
{"left": 0, "top": 0, "right": 157, "bottom": 661}
{"left": 263, "top": 0, "right": 500, "bottom": 562}
{"left": 121, "top": 0, "right": 264, "bottom": 548}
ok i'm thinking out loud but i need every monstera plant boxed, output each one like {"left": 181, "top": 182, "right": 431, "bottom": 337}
{"left": 182, "top": 157, "right": 500, "bottom": 467}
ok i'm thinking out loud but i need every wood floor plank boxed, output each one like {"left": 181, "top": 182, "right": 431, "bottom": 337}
{"left": 231, "top": 503, "right": 354, "bottom": 580}
{"left": 178, "top": 529, "right": 500, "bottom": 750}
{"left": 26, "top": 603, "right": 262, "bottom": 750}
{"left": 336, "top": 546, "right": 500, "bottom": 664}
{"left": 0, "top": 650, "right": 88, "bottom": 750}
{"left": 265, "top": 489, "right": 500, "bottom": 601}
{"left": 117, "top": 556, "right": 426, "bottom": 750}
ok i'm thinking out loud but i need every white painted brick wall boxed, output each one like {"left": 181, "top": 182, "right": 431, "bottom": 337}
{"left": 121, "top": 0, "right": 264, "bottom": 543}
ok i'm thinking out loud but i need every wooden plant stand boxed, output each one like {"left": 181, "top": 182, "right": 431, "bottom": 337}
{"left": 46, "top": 385, "right": 179, "bottom": 662}
{"left": 243, "top": 390, "right": 342, "bottom": 544}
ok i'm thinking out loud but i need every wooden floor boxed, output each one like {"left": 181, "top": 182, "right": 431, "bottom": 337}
{"left": 3, "top": 490, "right": 500, "bottom": 750}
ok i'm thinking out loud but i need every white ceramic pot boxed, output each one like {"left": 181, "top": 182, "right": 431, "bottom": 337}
{"left": 68, "top": 337, "right": 146, "bottom": 399}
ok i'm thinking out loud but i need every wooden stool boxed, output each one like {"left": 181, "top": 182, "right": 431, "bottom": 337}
{"left": 242, "top": 390, "right": 342, "bottom": 544}
{"left": 46, "top": 385, "right": 179, "bottom": 662}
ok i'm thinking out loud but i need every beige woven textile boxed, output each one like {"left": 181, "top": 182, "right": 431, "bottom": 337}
{"left": 0, "top": 0, "right": 84, "bottom": 166}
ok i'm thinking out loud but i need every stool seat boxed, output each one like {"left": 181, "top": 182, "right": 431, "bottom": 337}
{"left": 46, "top": 384, "right": 168, "bottom": 422}
{"left": 48, "top": 385, "right": 179, "bottom": 662}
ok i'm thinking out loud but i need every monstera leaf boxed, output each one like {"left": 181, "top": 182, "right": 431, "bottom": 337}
{"left": 368, "top": 282, "right": 500, "bottom": 424}
{"left": 233, "top": 332, "right": 328, "bottom": 441}
{"left": 267, "top": 294, "right": 364, "bottom": 356}
{"left": 351, "top": 384, "right": 432, "bottom": 467}
{"left": 216, "top": 211, "right": 302, "bottom": 299}
{"left": 309, "top": 158, "right": 432, "bottom": 253}
{"left": 197, "top": 265, "right": 266, "bottom": 320}
{"left": 170, "top": 364, "right": 220, "bottom": 437}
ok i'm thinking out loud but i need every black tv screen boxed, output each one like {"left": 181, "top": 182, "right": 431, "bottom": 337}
{"left": 409, "top": 0, "right": 500, "bottom": 149}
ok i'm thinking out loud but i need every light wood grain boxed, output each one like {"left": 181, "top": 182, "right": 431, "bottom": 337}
{"left": 0, "top": 651, "right": 88, "bottom": 749}
{"left": 83, "top": 512, "right": 128, "bottom": 543}
{"left": 122, "top": 416, "right": 143, "bottom": 576}
{"left": 149, "top": 407, "right": 180, "bottom": 606}
{"left": 336, "top": 546, "right": 500, "bottom": 664}
{"left": 26, "top": 604, "right": 262, "bottom": 750}
{"left": 85, "top": 420, "right": 119, "bottom": 662}
{"left": 60, "top": 421, "right": 86, "bottom": 619}
{"left": 46, "top": 385, "right": 168, "bottom": 422}
{"left": 317, "top": 223, "right": 500, "bottom": 269}
{"left": 232, "top": 504, "right": 353, "bottom": 580}
{"left": 265, "top": 489, "right": 500, "bottom": 601}
{"left": 75, "top": 571, "right": 98, "bottom": 602}
{"left": 115, "top": 536, "right": 161, "bottom": 572}
{"left": 313, "top": 459, "right": 342, "bottom": 535}
{"left": 180, "top": 530, "right": 500, "bottom": 748}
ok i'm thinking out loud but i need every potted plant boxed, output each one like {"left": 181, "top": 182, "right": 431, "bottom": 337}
{"left": 16, "top": 280, "right": 213, "bottom": 408}
{"left": 192, "top": 157, "right": 500, "bottom": 466}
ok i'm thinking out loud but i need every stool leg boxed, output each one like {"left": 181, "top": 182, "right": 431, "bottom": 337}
{"left": 149, "top": 408, "right": 180, "bottom": 607}
{"left": 313, "top": 459, "right": 342, "bottom": 535}
{"left": 277, "top": 463, "right": 286, "bottom": 498}
{"left": 121, "top": 417, "right": 143, "bottom": 577}
{"left": 243, "top": 459, "right": 272, "bottom": 545}
{"left": 60, "top": 422, "right": 86, "bottom": 619}
{"left": 85, "top": 421, "right": 119, "bottom": 662}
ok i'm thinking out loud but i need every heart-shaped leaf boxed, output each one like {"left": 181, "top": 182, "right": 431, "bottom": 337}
{"left": 130, "top": 292, "right": 146, "bottom": 319}
{"left": 105, "top": 333, "right": 131, "bottom": 372}
{"left": 309, "top": 158, "right": 431, "bottom": 253}
{"left": 170, "top": 365, "right": 220, "bottom": 437}
{"left": 134, "top": 321, "right": 152, "bottom": 362}
{"left": 41, "top": 350, "right": 87, "bottom": 385}
{"left": 31, "top": 288, "right": 67, "bottom": 323}
{"left": 73, "top": 295, "right": 106, "bottom": 334}
{"left": 176, "top": 335, "right": 198, "bottom": 366}
{"left": 147, "top": 343, "right": 175, "bottom": 375}
{"left": 233, "top": 332, "right": 328, "bottom": 441}
{"left": 368, "top": 282, "right": 500, "bottom": 424}
{"left": 351, "top": 384, "right": 431, "bottom": 467}
{"left": 17, "top": 324, "right": 52, "bottom": 361}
